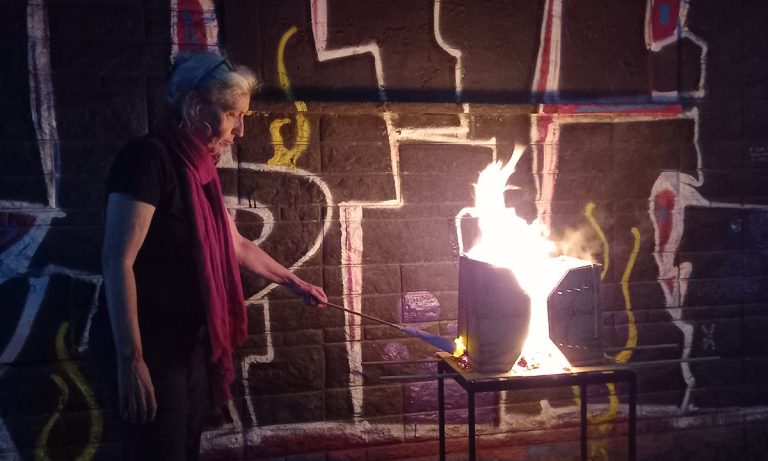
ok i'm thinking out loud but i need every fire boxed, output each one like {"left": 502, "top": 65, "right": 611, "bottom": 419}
{"left": 453, "top": 336, "right": 466, "bottom": 358}
{"left": 459, "top": 145, "right": 590, "bottom": 374}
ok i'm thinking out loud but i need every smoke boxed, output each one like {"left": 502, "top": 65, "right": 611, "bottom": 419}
{"left": 553, "top": 225, "right": 602, "bottom": 263}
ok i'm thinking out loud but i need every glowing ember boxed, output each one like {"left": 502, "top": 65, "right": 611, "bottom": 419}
{"left": 459, "top": 145, "right": 591, "bottom": 374}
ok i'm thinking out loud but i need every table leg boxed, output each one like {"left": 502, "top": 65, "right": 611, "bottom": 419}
{"left": 438, "top": 362, "right": 446, "bottom": 461}
{"left": 468, "top": 389, "right": 476, "bottom": 461}
{"left": 580, "top": 383, "right": 588, "bottom": 461}
{"left": 629, "top": 375, "right": 637, "bottom": 461}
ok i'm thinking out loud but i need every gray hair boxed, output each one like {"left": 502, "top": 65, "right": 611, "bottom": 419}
{"left": 166, "top": 52, "right": 259, "bottom": 133}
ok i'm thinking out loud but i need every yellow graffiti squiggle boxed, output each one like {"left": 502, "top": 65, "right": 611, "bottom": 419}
{"left": 268, "top": 26, "right": 311, "bottom": 168}
{"left": 575, "top": 205, "right": 641, "bottom": 459}
{"left": 36, "top": 323, "right": 103, "bottom": 461}
{"left": 615, "top": 227, "right": 640, "bottom": 364}
{"left": 35, "top": 374, "right": 69, "bottom": 461}
{"left": 584, "top": 202, "right": 609, "bottom": 280}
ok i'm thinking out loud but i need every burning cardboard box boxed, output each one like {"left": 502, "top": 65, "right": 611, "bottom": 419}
{"left": 458, "top": 255, "right": 530, "bottom": 372}
{"left": 457, "top": 255, "right": 603, "bottom": 373}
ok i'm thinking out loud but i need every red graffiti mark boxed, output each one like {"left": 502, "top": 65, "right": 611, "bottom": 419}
{"left": 549, "top": 104, "right": 683, "bottom": 115}
{"left": 177, "top": 0, "right": 208, "bottom": 52}
{"left": 537, "top": 114, "right": 553, "bottom": 144}
{"left": 650, "top": 0, "right": 681, "bottom": 44}
{"left": 0, "top": 213, "right": 35, "bottom": 252}
{"left": 654, "top": 189, "right": 676, "bottom": 251}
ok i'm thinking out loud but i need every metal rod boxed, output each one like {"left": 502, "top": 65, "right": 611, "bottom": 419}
{"left": 438, "top": 361, "right": 446, "bottom": 461}
{"left": 362, "top": 359, "right": 439, "bottom": 366}
{"left": 468, "top": 390, "right": 476, "bottom": 461}
{"left": 324, "top": 301, "right": 404, "bottom": 330}
{"left": 629, "top": 373, "right": 637, "bottom": 461}
{"left": 604, "top": 343, "right": 678, "bottom": 352}
{"left": 622, "top": 356, "right": 721, "bottom": 367}
{"left": 379, "top": 373, "right": 458, "bottom": 381}
{"left": 324, "top": 301, "right": 455, "bottom": 353}
{"left": 580, "top": 383, "right": 588, "bottom": 461}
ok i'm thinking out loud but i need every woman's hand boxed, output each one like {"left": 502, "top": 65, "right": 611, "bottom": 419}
{"left": 117, "top": 357, "right": 157, "bottom": 424}
{"left": 287, "top": 278, "right": 328, "bottom": 307}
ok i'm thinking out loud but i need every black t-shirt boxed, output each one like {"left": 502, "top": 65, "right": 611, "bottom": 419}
{"left": 101, "top": 135, "right": 206, "bottom": 367}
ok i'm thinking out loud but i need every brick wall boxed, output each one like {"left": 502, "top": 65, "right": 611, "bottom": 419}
{"left": 2, "top": 0, "right": 768, "bottom": 460}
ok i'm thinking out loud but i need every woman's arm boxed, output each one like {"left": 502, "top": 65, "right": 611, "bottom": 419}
{"left": 227, "top": 213, "right": 328, "bottom": 305}
{"left": 101, "top": 193, "right": 158, "bottom": 424}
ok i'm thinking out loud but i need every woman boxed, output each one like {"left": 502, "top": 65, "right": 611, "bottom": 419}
{"left": 98, "top": 52, "right": 327, "bottom": 460}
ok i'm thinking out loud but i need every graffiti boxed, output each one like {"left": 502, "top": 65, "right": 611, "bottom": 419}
{"left": 235, "top": 163, "right": 335, "bottom": 426}
{"left": 701, "top": 324, "right": 716, "bottom": 352}
{"left": 27, "top": 0, "right": 59, "bottom": 209}
{"left": 580, "top": 204, "right": 637, "bottom": 459}
{"left": 268, "top": 26, "right": 311, "bottom": 168}
{"left": 35, "top": 373, "right": 68, "bottom": 461}
{"left": 401, "top": 291, "right": 440, "bottom": 323}
{"left": 584, "top": 202, "right": 610, "bottom": 279}
{"left": 171, "top": 0, "right": 219, "bottom": 55}
{"left": 2, "top": 0, "right": 767, "bottom": 458}
{"left": 35, "top": 323, "right": 102, "bottom": 461}
{"left": 616, "top": 228, "right": 641, "bottom": 365}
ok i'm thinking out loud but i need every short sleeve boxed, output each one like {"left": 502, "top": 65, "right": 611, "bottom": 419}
{"left": 106, "top": 137, "right": 165, "bottom": 207}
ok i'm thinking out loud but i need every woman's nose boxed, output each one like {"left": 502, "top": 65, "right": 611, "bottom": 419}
{"left": 234, "top": 116, "right": 245, "bottom": 137}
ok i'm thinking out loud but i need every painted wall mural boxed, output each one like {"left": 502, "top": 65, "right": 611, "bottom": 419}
{"left": 1, "top": 0, "right": 767, "bottom": 459}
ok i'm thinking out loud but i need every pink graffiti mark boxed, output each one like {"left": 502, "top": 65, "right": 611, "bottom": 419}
{"left": 177, "top": 0, "right": 208, "bottom": 51}
{"left": 650, "top": 0, "right": 681, "bottom": 44}
{"left": 0, "top": 213, "right": 35, "bottom": 253}
{"left": 654, "top": 189, "right": 677, "bottom": 294}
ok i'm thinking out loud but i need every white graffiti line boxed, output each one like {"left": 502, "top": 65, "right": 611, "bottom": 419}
{"left": 170, "top": 0, "right": 220, "bottom": 58}
{"left": 309, "top": 0, "right": 503, "bottom": 420}
{"left": 230, "top": 203, "right": 275, "bottom": 247}
{"left": 232, "top": 163, "right": 334, "bottom": 424}
{"left": 77, "top": 277, "right": 103, "bottom": 353}
{"left": 238, "top": 163, "right": 335, "bottom": 302}
{"left": 340, "top": 206, "right": 364, "bottom": 418}
{"left": 434, "top": 0, "right": 463, "bottom": 101}
{"left": 27, "top": 0, "right": 59, "bottom": 209}
{"left": 0, "top": 205, "right": 65, "bottom": 284}
{"left": 0, "top": 416, "right": 22, "bottom": 460}
{"left": 644, "top": 1, "right": 707, "bottom": 100}
{"left": 310, "top": 0, "right": 386, "bottom": 101}
{"left": 531, "top": 0, "right": 563, "bottom": 99}
{"left": 0, "top": 276, "right": 49, "bottom": 371}
{"left": 241, "top": 298, "right": 271, "bottom": 428}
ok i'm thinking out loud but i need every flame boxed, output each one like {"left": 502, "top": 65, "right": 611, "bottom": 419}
{"left": 463, "top": 145, "right": 591, "bottom": 374}
{"left": 453, "top": 336, "right": 466, "bottom": 358}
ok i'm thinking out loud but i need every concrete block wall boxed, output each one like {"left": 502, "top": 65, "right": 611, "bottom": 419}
{"left": 2, "top": 0, "right": 768, "bottom": 459}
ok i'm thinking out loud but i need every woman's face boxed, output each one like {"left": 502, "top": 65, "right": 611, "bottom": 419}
{"left": 202, "top": 92, "right": 250, "bottom": 163}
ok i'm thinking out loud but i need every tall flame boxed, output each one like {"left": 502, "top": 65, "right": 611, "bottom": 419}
{"left": 462, "top": 145, "right": 590, "bottom": 373}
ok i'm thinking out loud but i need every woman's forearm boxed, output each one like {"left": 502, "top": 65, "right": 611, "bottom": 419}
{"left": 102, "top": 260, "right": 144, "bottom": 363}
{"left": 101, "top": 193, "right": 156, "bottom": 363}
{"left": 235, "top": 238, "right": 298, "bottom": 285}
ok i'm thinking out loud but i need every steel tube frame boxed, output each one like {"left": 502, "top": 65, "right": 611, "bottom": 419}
{"left": 436, "top": 352, "right": 636, "bottom": 461}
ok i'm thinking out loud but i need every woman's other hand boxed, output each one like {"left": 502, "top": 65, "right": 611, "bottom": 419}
{"left": 117, "top": 357, "right": 157, "bottom": 424}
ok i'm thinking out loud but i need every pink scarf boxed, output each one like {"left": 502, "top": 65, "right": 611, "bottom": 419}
{"left": 161, "top": 126, "right": 246, "bottom": 404}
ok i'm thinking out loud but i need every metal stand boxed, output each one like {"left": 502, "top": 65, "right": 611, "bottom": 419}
{"left": 436, "top": 352, "right": 637, "bottom": 461}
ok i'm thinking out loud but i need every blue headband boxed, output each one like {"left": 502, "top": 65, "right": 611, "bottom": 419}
{"left": 166, "top": 52, "right": 234, "bottom": 105}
